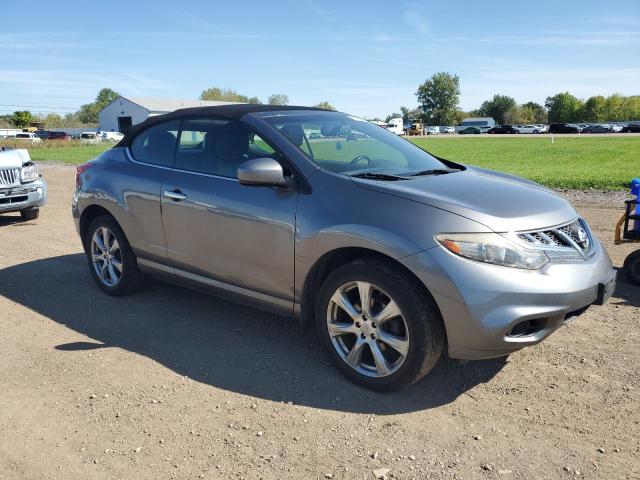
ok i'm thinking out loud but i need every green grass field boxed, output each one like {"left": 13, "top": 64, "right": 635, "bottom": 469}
{"left": 411, "top": 136, "right": 639, "bottom": 190}
{"left": 5, "top": 136, "right": 638, "bottom": 190}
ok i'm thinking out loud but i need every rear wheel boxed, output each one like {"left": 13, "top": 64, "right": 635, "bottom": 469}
{"left": 623, "top": 250, "right": 640, "bottom": 286}
{"left": 316, "top": 258, "right": 445, "bottom": 391}
{"left": 20, "top": 208, "right": 39, "bottom": 220}
{"left": 85, "top": 215, "right": 145, "bottom": 296}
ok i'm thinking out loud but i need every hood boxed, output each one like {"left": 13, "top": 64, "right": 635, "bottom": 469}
{"left": 0, "top": 149, "right": 31, "bottom": 168}
{"left": 352, "top": 166, "right": 577, "bottom": 232}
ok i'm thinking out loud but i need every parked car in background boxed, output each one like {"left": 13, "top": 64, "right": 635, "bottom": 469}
{"left": 426, "top": 126, "right": 440, "bottom": 135}
{"left": 535, "top": 124, "right": 549, "bottom": 133}
{"left": 610, "top": 124, "right": 623, "bottom": 133}
{"left": 583, "top": 124, "right": 612, "bottom": 134}
{"left": 407, "top": 123, "right": 425, "bottom": 136}
{"left": 0, "top": 148, "right": 47, "bottom": 220}
{"left": 458, "top": 126, "right": 482, "bottom": 134}
{"left": 487, "top": 125, "right": 519, "bottom": 134}
{"left": 441, "top": 126, "right": 455, "bottom": 134}
{"left": 80, "top": 132, "right": 101, "bottom": 144}
{"left": 48, "top": 131, "right": 71, "bottom": 141}
{"left": 14, "top": 132, "right": 43, "bottom": 143}
{"left": 548, "top": 123, "right": 581, "bottom": 134}
{"left": 621, "top": 123, "right": 640, "bottom": 133}
{"left": 515, "top": 125, "right": 542, "bottom": 134}
{"left": 72, "top": 104, "right": 616, "bottom": 391}
{"left": 34, "top": 130, "right": 50, "bottom": 140}
{"left": 100, "top": 131, "right": 125, "bottom": 142}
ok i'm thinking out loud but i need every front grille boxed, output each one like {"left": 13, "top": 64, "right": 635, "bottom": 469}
{"left": 0, "top": 168, "right": 20, "bottom": 187}
{"left": 517, "top": 219, "right": 593, "bottom": 257}
{"left": 0, "top": 195, "right": 27, "bottom": 205}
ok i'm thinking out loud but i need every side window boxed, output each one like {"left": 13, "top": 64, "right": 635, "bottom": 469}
{"left": 175, "top": 118, "right": 281, "bottom": 179}
{"left": 130, "top": 120, "right": 179, "bottom": 167}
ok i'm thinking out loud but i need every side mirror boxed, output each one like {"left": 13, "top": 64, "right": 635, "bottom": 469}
{"left": 237, "top": 158, "right": 287, "bottom": 186}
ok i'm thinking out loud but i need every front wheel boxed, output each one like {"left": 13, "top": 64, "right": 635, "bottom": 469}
{"left": 624, "top": 250, "right": 640, "bottom": 286}
{"left": 20, "top": 208, "right": 39, "bottom": 220}
{"left": 316, "top": 258, "right": 445, "bottom": 391}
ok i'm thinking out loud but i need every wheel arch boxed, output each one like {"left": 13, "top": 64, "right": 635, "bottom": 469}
{"left": 79, "top": 204, "right": 119, "bottom": 249}
{"left": 300, "top": 246, "right": 443, "bottom": 331}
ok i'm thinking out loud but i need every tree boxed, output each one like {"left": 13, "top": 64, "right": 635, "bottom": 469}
{"left": 503, "top": 106, "right": 522, "bottom": 125}
{"left": 11, "top": 111, "right": 32, "bottom": 128}
{"left": 400, "top": 106, "right": 410, "bottom": 122}
{"left": 199, "top": 87, "right": 261, "bottom": 104}
{"left": 415, "top": 72, "right": 460, "bottom": 125}
{"left": 314, "top": 101, "right": 336, "bottom": 111}
{"left": 43, "top": 113, "right": 65, "bottom": 128}
{"left": 478, "top": 94, "right": 517, "bottom": 124}
{"left": 583, "top": 96, "right": 607, "bottom": 122}
{"left": 77, "top": 88, "right": 120, "bottom": 124}
{"left": 454, "top": 109, "right": 469, "bottom": 124}
{"left": 520, "top": 102, "right": 547, "bottom": 124}
{"left": 545, "top": 92, "right": 583, "bottom": 123}
{"left": 268, "top": 94, "right": 289, "bottom": 106}
{"left": 385, "top": 113, "right": 401, "bottom": 122}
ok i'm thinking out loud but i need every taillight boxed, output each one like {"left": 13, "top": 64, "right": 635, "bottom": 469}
{"left": 76, "top": 164, "right": 92, "bottom": 187}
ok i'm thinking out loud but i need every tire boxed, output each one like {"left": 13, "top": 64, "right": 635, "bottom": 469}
{"left": 84, "top": 215, "right": 145, "bottom": 296}
{"left": 20, "top": 208, "right": 39, "bottom": 221}
{"left": 623, "top": 250, "right": 640, "bottom": 286}
{"left": 315, "top": 258, "right": 445, "bottom": 392}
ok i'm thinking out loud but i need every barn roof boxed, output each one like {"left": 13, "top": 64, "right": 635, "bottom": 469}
{"left": 124, "top": 96, "right": 235, "bottom": 112}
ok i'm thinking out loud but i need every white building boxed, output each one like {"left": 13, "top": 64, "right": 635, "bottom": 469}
{"left": 98, "top": 96, "right": 234, "bottom": 133}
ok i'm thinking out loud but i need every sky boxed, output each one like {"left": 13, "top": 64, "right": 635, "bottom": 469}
{"left": 1, "top": 0, "right": 639, "bottom": 119}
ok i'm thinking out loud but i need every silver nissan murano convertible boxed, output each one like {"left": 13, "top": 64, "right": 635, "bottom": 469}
{"left": 72, "top": 105, "right": 616, "bottom": 391}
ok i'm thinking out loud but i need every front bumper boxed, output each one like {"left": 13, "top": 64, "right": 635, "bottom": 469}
{"left": 402, "top": 238, "right": 616, "bottom": 360}
{"left": 0, "top": 178, "right": 48, "bottom": 213}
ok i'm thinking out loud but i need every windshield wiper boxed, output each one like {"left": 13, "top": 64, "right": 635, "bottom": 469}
{"left": 350, "top": 172, "right": 409, "bottom": 181}
{"left": 408, "top": 169, "right": 456, "bottom": 177}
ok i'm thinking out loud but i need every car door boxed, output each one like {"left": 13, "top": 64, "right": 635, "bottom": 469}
{"left": 161, "top": 117, "right": 298, "bottom": 304}
{"left": 123, "top": 119, "right": 180, "bottom": 262}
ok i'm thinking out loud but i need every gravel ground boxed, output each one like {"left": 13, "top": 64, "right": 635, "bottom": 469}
{"left": 0, "top": 165, "right": 638, "bottom": 480}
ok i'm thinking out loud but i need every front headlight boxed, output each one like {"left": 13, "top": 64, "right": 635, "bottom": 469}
{"left": 436, "top": 233, "right": 549, "bottom": 270}
{"left": 21, "top": 163, "right": 40, "bottom": 182}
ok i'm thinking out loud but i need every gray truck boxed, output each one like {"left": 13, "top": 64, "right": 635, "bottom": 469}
{"left": 0, "top": 148, "right": 47, "bottom": 220}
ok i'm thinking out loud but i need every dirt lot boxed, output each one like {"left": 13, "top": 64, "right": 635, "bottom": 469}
{"left": 1, "top": 165, "right": 638, "bottom": 480}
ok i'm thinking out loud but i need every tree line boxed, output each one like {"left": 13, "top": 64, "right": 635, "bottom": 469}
{"left": 408, "top": 72, "right": 640, "bottom": 126}
{"left": 5, "top": 78, "right": 638, "bottom": 130}
{"left": 2, "top": 87, "right": 336, "bottom": 129}
{"left": 198, "top": 87, "right": 334, "bottom": 111}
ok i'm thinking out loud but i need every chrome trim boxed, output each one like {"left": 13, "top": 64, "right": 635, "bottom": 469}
{"left": 163, "top": 190, "right": 187, "bottom": 201}
{"left": 171, "top": 166, "right": 239, "bottom": 183}
{"left": 509, "top": 218, "right": 594, "bottom": 260}
{"left": 125, "top": 147, "right": 172, "bottom": 171}
{"left": 0, "top": 168, "right": 20, "bottom": 187}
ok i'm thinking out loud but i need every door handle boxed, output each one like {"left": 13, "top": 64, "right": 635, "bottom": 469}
{"left": 163, "top": 189, "right": 187, "bottom": 201}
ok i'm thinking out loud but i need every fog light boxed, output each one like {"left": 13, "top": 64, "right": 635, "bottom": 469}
{"left": 36, "top": 187, "right": 43, "bottom": 195}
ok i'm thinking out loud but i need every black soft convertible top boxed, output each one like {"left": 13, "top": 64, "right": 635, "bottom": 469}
{"left": 115, "top": 104, "right": 329, "bottom": 147}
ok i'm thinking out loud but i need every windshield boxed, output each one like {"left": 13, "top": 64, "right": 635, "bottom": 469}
{"left": 262, "top": 112, "right": 449, "bottom": 176}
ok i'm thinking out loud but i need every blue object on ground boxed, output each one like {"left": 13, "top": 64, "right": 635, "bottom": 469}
{"left": 631, "top": 178, "right": 640, "bottom": 231}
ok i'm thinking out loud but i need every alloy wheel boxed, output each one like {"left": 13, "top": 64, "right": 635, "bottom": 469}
{"left": 326, "top": 281, "right": 409, "bottom": 378}
{"left": 90, "top": 227, "right": 122, "bottom": 287}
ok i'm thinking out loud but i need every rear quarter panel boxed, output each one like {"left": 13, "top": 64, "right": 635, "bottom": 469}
{"left": 75, "top": 147, "right": 169, "bottom": 262}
